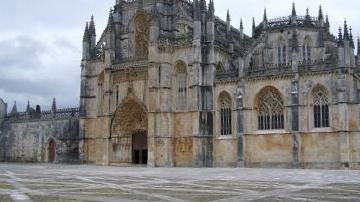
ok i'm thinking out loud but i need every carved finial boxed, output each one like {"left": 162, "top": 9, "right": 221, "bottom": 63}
{"left": 107, "top": 8, "right": 113, "bottom": 29}
{"left": 240, "top": 18, "right": 244, "bottom": 39}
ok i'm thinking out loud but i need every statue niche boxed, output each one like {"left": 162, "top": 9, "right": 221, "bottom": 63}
{"left": 133, "top": 13, "right": 150, "bottom": 58}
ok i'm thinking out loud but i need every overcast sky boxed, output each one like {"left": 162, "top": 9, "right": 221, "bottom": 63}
{"left": 0, "top": 0, "right": 359, "bottom": 112}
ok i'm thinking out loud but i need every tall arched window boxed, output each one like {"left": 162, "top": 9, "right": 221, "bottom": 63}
{"left": 277, "top": 38, "right": 287, "bottom": 65}
{"left": 312, "top": 85, "right": 330, "bottom": 128}
{"left": 219, "top": 92, "right": 232, "bottom": 135}
{"left": 175, "top": 61, "right": 187, "bottom": 110}
{"left": 134, "top": 13, "right": 150, "bottom": 58}
{"left": 303, "top": 36, "right": 312, "bottom": 61}
{"left": 257, "top": 87, "right": 284, "bottom": 130}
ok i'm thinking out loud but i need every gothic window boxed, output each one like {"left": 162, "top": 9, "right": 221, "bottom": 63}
{"left": 175, "top": 62, "right": 187, "bottom": 110}
{"left": 277, "top": 38, "right": 287, "bottom": 65}
{"left": 257, "top": 87, "right": 285, "bottom": 130}
{"left": 282, "top": 46, "right": 287, "bottom": 64}
{"left": 134, "top": 13, "right": 150, "bottom": 58}
{"left": 303, "top": 36, "right": 312, "bottom": 61}
{"left": 219, "top": 92, "right": 232, "bottom": 135}
{"left": 312, "top": 85, "right": 330, "bottom": 128}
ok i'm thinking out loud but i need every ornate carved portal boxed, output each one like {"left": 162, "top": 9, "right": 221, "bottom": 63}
{"left": 111, "top": 97, "right": 148, "bottom": 164}
{"left": 134, "top": 13, "right": 150, "bottom": 58}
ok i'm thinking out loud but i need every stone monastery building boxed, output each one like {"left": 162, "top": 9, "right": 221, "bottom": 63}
{"left": 1, "top": 0, "right": 360, "bottom": 169}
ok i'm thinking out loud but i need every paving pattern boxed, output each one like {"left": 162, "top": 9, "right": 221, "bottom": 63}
{"left": 0, "top": 163, "right": 360, "bottom": 202}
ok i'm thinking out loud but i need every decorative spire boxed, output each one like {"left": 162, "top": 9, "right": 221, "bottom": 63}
{"left": 51, "top": 97, "right": 57, "bottom": 113}
{"left": 343, "top": 19, "right": 349, "bottom": 41}
{"left": 240, "top": 18, "right": 244, "bottom": 39}
{"left": 83, "top": 22, "right": 89, "bottom": 42}
{"left": 305, "top": 8, "right": 311, "bottom": 22}
{"left": 318, "top": 5, "right": 324, "bottom": 21}
{"left": 263, "top": 8, "right": 267, "bottom": 22}
{"left": 325, "top": 15, "right": 330, "bottom": 31}
{"left": 357, "top": 37, "right": 360, "bottom": 55}
{"left": 26, "top": 100, "right": 30, "bottom": 112}
{"left": 200, "top": 0, "right": 206, "bottom": 11}
{"left": 10, "top": 101, "right": 17, "bottom": 115}
{"left": 193, "top": 0, "right": 200, "bottom": 20}
{"left": 226, "top": 10, "right": 231, "bottom": 22}
{"left": 338, "top": 27, "right": 343, "bottom": 46}
{"left": 89, "top": 15, "right": 96, "bottom": 37}
{"left": 350, "top": 27, "right": 354, "bottom": 48}
{"left": 292, "top": 2, "right": 296, "bottom": 16}
{"left": 207, "top": 0, "right": 214, "bottom": 20}
{"left": 107, "top": 8, "right": 113, "bottom": 29}
{"left": 252, "top": 17, "right": 256, "bottom": 37}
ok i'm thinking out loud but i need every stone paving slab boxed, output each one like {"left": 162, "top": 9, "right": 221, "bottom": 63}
{"left": 1, "top": 163, "right": 360, "bottom": 202}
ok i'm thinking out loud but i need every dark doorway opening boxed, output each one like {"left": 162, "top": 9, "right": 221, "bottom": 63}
{"left": 48, "top": 139, "right": 56, "bottom": 163}
{"left": 132, "top": 130, "right": 148, "bottom": 165}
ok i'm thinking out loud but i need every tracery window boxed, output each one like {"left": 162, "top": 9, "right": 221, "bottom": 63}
{"left": 257, "top": 87, "right": 284, "bottom": 130}
{"left": 175, "top": 62, "right": 187, "bottom": 110}
{"left": 312, "top": 85, "right": 330, "bottom": 128}
{"left": 219, "top": 92, "right": 232, "bottom": 135}
{"left": 134, "top": 13, "right": 150, "bottom": 58}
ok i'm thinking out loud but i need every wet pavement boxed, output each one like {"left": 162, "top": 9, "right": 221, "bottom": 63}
{"left": 0, "top": 163, "right": 360, "bottom": 202}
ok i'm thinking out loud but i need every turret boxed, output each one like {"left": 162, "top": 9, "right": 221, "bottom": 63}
{"left": 193, "top": 0, "right": 200, "bottom": 21}
{"left": 26, "top": 100, "right": 31, "bottom": 113}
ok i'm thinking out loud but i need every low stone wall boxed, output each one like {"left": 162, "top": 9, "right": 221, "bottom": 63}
{"left": 0, "top": 118, "right": 79, "bottom": 163}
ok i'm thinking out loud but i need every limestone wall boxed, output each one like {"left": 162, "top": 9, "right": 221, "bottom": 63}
{"left": 0, "top": 118, "right": 79, "bottom": 163}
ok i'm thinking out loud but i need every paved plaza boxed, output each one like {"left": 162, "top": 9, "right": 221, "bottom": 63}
{"left": 0, "top": 164, "right": 360, "bottom": 201}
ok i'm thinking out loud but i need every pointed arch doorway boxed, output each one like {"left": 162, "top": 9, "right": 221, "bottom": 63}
{"left": 111, "top": 96, "right": 148, "bottom": 165}
{"left": 47, "top": 139, "right": 56, "bottom": 163}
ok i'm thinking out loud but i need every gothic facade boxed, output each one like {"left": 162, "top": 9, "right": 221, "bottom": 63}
{"left": 78, "top": 0, "right": 360, "bottom": 169}
{"left": 1, "top": 0, "right": 360, "bottom": 169}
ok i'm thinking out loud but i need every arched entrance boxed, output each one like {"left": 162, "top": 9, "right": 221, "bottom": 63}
{"left": 48, "top": 139, "right": 56, "bottom": 163}
{"left": 132, "top": 130, "right": 148, "bottom": 164}
{"left": 111, "top": 96, "right": 148, "bottom": 165}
